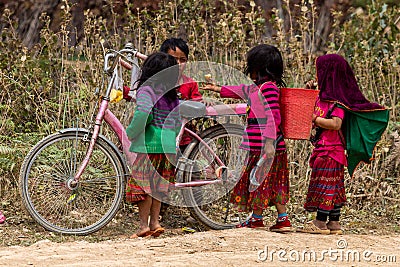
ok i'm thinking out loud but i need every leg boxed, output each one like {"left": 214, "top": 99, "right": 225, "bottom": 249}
{"left": 270, "top": 203, "right": 293, "bottom": 232}
{"left": 268, "top": 152, "right": 292, "bottom": 233}
{"left": 327, "top": 205, "right": 342, "bottom": 233}
{"left": 313, "top": 209, "right": 329, "bottom": 230}
{"left": 276, "top": 203, "right": 289, "bottom": 223}
{"left": 134, "top": 195, "right": 152, "bottom": 236}
{"left": 252, "top": 208, "right": 263, "bottom": 217}
{"left": 301, "top": 156, "right": 343, "bottom": 234}
{"left": 149, "top": 197, "right": 165, "bottom": 237}
{"left": 276, "top": 203, "right": 286, "bottom": 214}
{"left": 149, "top": 197, "right": 162, "bottom": 231}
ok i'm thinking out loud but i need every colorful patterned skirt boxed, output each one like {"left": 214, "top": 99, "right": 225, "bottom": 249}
{"left": 304, "top": 156, "right": 346, "bottom": 212}
{"left": 230, "top": 151, "right": 289, "bottom": 212}
{"left": 126, "top": 153, "right": 176, "bottom": 203}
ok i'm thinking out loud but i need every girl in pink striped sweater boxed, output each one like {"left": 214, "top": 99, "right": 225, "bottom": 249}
{"left": 203, "top": 44, "right": 292, "bottom": 232}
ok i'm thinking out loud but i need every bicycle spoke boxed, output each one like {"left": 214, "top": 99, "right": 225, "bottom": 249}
{"left": 183, "top": 124, "right": 249, "bottom": 230}
{"left": 20, "top": 132, "right": 124, "bottom": 234}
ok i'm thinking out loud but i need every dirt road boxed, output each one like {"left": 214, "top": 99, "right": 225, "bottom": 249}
{"left": 1, "top": 228, "right": 399, "bottom": 267}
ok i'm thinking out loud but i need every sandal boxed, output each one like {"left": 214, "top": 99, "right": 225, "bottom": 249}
{"left": 327, "top": 221, "right": 343, "bottom": 235}
{"left": 129, "top": 230, "right": 153, "bottom": 239}
{"left": 236, "top": 218, "right": 264, "bottom": 228}
{"left": 0, "top": 211, "right": 5, "bottom": 224}
{"left": 297, "top": 221, "right": 330, "bottom": 234}
{"left": 329, "top": 229, "right": 343, "bottom": 235}
{"left": 151, "top": 227, "right": 165, "bottom": 237}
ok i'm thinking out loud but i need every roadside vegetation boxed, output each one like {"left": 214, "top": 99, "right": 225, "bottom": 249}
{"left": 0, "top": 0, "right": 399, "bottom": 245}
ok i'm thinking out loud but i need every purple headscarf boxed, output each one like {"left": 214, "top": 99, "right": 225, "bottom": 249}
{"left": 316, "top": 54, "right": 385, "bottom": 111}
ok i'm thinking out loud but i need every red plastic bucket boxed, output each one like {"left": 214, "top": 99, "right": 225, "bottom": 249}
{"left": 280, "top": 88, "right": 319, "bottom": 140}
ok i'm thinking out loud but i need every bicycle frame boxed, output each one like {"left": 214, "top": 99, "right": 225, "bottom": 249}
{"left": 70, "top": 44, "right": 246, "bottom": 190}
{"left": 19, "top": 43, "right": 253, "bottom": 234}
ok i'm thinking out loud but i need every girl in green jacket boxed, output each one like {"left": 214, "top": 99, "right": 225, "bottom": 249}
{"left": 126, "top": 52, "right": 180, "bottom": 238}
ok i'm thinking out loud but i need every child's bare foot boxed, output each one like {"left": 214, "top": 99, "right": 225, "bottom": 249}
{"left": 130, "top": 226, "right": 152, "bottom": 239}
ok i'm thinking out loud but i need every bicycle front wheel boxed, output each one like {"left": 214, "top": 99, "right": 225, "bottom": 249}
{"left": 19, "top": 130, "right": 125, "bottom": 235}
{"left": 182, "top": 124, "right": 250, "bottom": 230}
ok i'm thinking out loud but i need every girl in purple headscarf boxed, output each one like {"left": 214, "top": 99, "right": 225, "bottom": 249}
{"left": 299, "top": 54, "right": 385, "bottom": 235}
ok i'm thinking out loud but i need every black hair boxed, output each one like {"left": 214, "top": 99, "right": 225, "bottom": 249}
{"left": 137, "top": 52, "right": 179, "bottom": 99}
{"left": 245, "top": 44, "right": 286, "bottom": 87}
{"left": 160, "top": 38, "right": 189, "bottom": 58}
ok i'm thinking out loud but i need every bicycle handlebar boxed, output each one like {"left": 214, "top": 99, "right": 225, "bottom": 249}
{"left": 104, "top": 43, "right": 147, "bottom": 74}
{"left": 119, "top": 51, "right": 148, "bottom": 70}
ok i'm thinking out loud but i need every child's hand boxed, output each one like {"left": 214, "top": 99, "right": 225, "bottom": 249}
{"left": 305, "top": 80, "right": 317, "bottom": 89}
{"left": 263, "top": 140, "right": 275, "bottom": 158}
{"left": 202, "top": 83, "right": 221, "bottom": 92}
{"left": 201, "top": 98, "right": 216, "bottom": 107}
{"left": 312, "top": 113, "right": 318, "bottom": 122}
{"left": 201, "top": 74, "right": 221, "bottom": 92}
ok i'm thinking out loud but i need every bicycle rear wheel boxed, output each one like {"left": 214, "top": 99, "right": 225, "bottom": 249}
{"left": 182, "top": 124, "right": 250, "bottom": 230}
{"left": 19, "top": 130, "right": 125, "bottom": 235}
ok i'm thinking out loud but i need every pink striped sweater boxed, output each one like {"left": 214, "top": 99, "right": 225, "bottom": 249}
{"left": 220, "top": 81, "right": 286, "bottom": 151}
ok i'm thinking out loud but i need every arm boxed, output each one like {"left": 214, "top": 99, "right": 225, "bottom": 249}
{"left": 203, "top": 83, "right": 249, "bottom": 100}
{"left": 126, "top": 110, "right": 153, "bottom": 140}
{"left": 260, "top": 83, "right": 280, "bottom": 140}
{"left": 203, "top": 83, "right": 221, "bottom": 93}
{"left": 313, "top": 104, "right": 344, "bottom": 130}
{"left": 257, "top": 83, "right": 281, "bottom": 156}
{"left": 313, "top": 116, "right": 342, "bottom": 130}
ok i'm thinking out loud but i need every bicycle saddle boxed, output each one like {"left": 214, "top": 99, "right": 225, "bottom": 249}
{"left": 179, "top": 100, "right": 206, "bottom": 119}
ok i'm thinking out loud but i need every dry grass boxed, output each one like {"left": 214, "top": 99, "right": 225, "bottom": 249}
{"left": 0, "top": 0, "right": 399, "bottom": 244}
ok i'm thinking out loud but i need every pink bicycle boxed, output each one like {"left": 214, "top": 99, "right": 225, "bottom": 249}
{"left": 19, "top": 44, "right": 250, "bottom": 235}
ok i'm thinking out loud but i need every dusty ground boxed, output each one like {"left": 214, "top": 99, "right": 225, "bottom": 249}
{"left": 1, "top": 203, "right": 399, "bottom": 267}
{"left": 0, "top": 228, "right": 399, "bottom": 267}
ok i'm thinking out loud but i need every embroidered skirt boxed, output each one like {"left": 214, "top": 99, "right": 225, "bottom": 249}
{"left": 126, "top": 153, "right": 176, "bottom": 203}
{"left": 304, "top": 156, "right": 346, "bottom": 212}
{"left": 230, "top": 151, "right": 289, "bottom": 212}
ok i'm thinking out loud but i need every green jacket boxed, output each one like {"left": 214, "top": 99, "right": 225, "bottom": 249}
{"left": 126, "top": 86, "right": 180, "bottom": 154}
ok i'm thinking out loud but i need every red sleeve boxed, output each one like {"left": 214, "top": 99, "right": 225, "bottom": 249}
{"left": 180, "top": 75, "right": 202, "bottom": 101}
{"left": 189, "top": 82, "right": 203, "bottom": 101}
{"left": 123, "top": 85, "right": 132, "bottom": 101}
